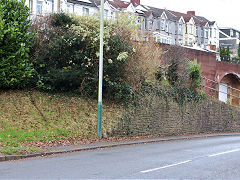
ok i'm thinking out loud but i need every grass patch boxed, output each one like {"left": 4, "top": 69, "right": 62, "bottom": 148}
{"left": 0, "top": 90, "right": 123, "bottom": 155}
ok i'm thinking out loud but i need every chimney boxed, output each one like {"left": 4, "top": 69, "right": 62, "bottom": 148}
{"left": 187, "top": 11, "right": 195, "bottom": 16}
{"left": 131, "top": 0, "right": 140, "bottom": 5}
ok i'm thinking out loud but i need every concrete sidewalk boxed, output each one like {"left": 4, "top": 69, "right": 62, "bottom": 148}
{"left": 1, "top": 133, "right": 240, "bottom": 162}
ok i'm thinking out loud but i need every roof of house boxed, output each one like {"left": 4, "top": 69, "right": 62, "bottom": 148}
{"left": 67, "top": 0, "right": 97, "bottom": 7}
{"left": 169, "top": 10, "right": 193, "bottom": 23}
{"left": 169, "top": 10, "right": 212, "bottom": 26}
{"left": 67, "top": 0, "right": 219, "bottom": 28}
{"left": 220, "top": 27, "right": 240, "bottom": 33}
{"left": 107, "top": 0, "right": 131, "bottom": 9}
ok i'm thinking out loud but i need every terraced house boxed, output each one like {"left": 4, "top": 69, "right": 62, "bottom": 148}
{"left": 219, "top": 27, "right": 240, "bottom": 57}
{"left": 25, "top": 0, "right": 117, "bottom": 19}
{"left": 24, "top": 0, "right": 220, "bottom": 51}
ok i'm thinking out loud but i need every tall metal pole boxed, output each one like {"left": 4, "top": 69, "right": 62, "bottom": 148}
{"left": 97, "top": 0, "right": 104, "bottom": 139}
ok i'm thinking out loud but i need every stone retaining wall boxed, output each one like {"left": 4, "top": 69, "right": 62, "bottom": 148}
{"left": 113, "top": 95, "right": 240, "bottom": 137}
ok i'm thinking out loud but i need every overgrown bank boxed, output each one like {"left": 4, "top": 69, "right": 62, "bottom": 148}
{"left": 0, "top": 90, "right": 123, "bottom": 155}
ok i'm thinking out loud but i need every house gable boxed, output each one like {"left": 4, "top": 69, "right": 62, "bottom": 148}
{"left": 161, "top": 11, "right": 168, "bottom": 20}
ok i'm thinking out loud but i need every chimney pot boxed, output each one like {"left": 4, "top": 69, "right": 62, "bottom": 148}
{"left": 187, "top": 11, "right": 195, "bottom": 16}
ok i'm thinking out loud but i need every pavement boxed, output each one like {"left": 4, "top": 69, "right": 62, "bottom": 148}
{"left": 1, "top": 132, "right": 240, "bottom": 162}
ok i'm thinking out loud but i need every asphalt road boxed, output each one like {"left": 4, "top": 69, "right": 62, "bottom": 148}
{"left": 1, "top": 135, "right": 240, "bottom": 179}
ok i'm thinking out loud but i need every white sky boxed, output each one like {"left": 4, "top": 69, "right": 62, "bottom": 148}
{"left": 140, "top": 0, "right": 240, "bottom": 30}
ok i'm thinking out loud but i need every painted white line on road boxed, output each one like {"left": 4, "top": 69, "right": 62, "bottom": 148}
{"left": 208, "top": 149, "right": 240, "bottom": 157}
{"left": 140, "top": 160, "right": 192, "bottom": 173}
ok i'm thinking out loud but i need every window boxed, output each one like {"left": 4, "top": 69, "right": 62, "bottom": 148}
{"left": 83, "top": 7, "right": 89, "bottom": 15}
{"left": 111, "top": 12, "right": 114, "bottom": 19}
{"left": 210, "top": 29, "right": 212, "bottom": 38}
{"left": 48, "top": 0, "right": 54, "bottom": 12}
{"left": 104, "top": 9, "right": 108, "bottom": 18}
{"left": 175, "top": 23, "right": 178, "bottom": 34}
{"left": 143, "top": 18, "right": 147, "bottom": 30}
{"left": 205, "top": 29, "right": 208, "bottom": 38}
{"left": 178, "top": 38, "right": 182, "bottom": 45}
{"left": 148, "top": 21, "right": 153, "bottom": 31}
{"left": 214, "top": 28, "right": 217, "bottom": 38}
{"left": 189, "top": 38, "right": 192, "bottom": 46}
{"left": 36, "top": 0, "right": 43, "bottom": 15}
{"left": 67, "top": 4, "right": 74, "bottom": 13}
{"left": 161, "top": 19, "right": 165, "bottom": 30}
{"left": 138, "top": 17, "right": 141, "bottom": 30}
{"left": 196, "top": 26, "right": 198, "bottom": 36}
{"left": 156, "top": 19, "right": 160, "bottom": 30}
{"left": 201, "top": 27, "right": 204, "bottom": 37}
{"left": 29, "top": 0, "right": 33, "bottom": 13}
{"left": 169, "top": 22, "right": 172, "bottom": 34}
{"left": 51, "top": 0, "right": 54, "bottom": 12}
{"left": 230, "top": 29, "right": 233, "bottom": 36}
{"left": 165, "top": 21, "right": 168, "bottom": 32}
{"left": 189, "top": 24, "right": 193, "bottom": 34}
{"left": 236, "top": 32, "right": 239, "bottom": 38}
{"left": 178, "top": 23, "right": 182, "bottom": 35}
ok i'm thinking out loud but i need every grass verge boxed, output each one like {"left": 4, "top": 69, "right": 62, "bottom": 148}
{"left": 0, "top": 90, "right": 123, "bottom": 155}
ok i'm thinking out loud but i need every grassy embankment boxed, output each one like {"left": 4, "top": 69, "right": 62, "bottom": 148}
{"left": 0, "top": 90, "right": 123, "bottom": 155}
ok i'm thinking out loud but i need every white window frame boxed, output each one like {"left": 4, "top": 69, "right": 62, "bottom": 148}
{"left": 189, "top": 24, "right": 193, "bottom": 34}
{"left": 161, "top": 18, "right": 165, "bottom": 30}
{"left": 29, "top": 0, "right": 33, "bottom": 13}
{"left": 36, "top": 0, "right": 43, "bottom": 15}
{"left": 83, "top": 7, "right": 89, "bottom": 15}
{"left": 148, "top": 20, "right": 153, "bottom": 31}
{"left": 178, "top": 23, "right": 182, "bottom": 35}
{"left": 104, "top": 9, "right": 108, "bottom": 18}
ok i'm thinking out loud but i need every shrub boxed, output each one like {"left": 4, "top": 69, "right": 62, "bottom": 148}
{"left": 0, "top": 0, "right": 34, "bottom": 89}
{"left": 30, "top": 13, "right": 136, "bottom": 102}
{"left": 189, "top": 59, "right": 202, "bottom": 89}
{"left": 51, "top": 13, "right": 76, "bottom": 28}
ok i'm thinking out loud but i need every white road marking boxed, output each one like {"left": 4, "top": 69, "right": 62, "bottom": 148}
{"left": 140, "top": 160, "right": 192, "bottom": 173}
{"left": 208, "top": 149, "right": 240, "bottom": 157}
{"left": 140, "top": 148, "right": 240, "bottom": 174}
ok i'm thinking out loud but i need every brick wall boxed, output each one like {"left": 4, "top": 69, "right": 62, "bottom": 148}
{"left": 159, "top": 44, "right": 240, "bottom": 97}
{"left": 216, "top": 61, "right": 240, "bottom": 82}
{"left": 159, "top": 44, "right": 218, "bottom": 96}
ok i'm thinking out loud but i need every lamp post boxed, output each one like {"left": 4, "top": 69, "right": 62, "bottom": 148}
{"left": 97, "top": 0, "right": 104, "bottom": 139}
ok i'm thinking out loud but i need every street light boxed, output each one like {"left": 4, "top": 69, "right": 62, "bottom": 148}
{"left": 97, "top": 0, "right": 104, "bottom": 139}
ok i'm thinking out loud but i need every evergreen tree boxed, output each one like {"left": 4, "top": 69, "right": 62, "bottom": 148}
{"left": 220, "top": 46, "right": 231, "bottom": 62}
{"left": 0, "top": 0, "right": 34, "bottom": 89}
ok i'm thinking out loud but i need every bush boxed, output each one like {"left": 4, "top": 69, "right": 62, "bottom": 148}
{"left": 0, "top": 0, "right": 34, "bottom": 89}
{"left": 189, "top": 59, "right": 201, "bottom": 89}
{"left": 30, "top": 13, "right": 137, "bottom": 102}
{"left": 51, "top": 13, "right": 76, "bottom": 28}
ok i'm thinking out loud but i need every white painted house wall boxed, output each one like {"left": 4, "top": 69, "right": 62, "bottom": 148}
{"left": 103, "top": 1, "right": 117, "bottom": 19}
{"left": 208, "top": 22, "right": 220, "bottom": 50}
{"left": 25, "top": 0, "right": 58, "bottom": 15}
{"left": 61, "top": 0, "right": 97, "bottom": 16}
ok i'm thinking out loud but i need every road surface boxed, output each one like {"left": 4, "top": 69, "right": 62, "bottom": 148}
{"left": 1, "top": 135, "right": 240, "bottom": 179}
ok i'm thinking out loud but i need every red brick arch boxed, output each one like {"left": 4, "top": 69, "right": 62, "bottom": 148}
{"left": 217, "top": 72, "right": 240, "bottom": 83}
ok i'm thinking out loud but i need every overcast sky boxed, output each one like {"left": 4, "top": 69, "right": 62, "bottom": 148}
{"left": 140, "top": 0, "right": 240, "bottom": 30}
